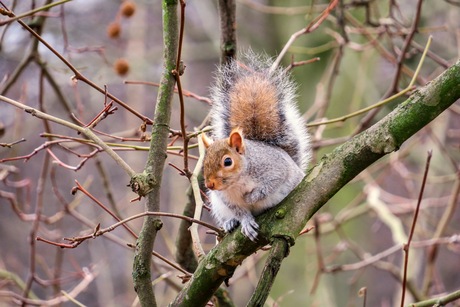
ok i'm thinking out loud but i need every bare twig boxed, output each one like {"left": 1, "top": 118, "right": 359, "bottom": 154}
{"left": 401, "top": 151, "right": 432, "bottom": 307}
{"left": 390, "top": 0, "right": 424, "bottom": 93}
{"left": 72, "top": 180, "right": 137, "bottom": 237}
{"left": 0, "top": 138, "right": 26, "bottom": 148}
{"left": 0, "top": 0, "right": 72, "bottom": 26}
{"left": 171, "top": 0, "right": 191, "bottom": 178}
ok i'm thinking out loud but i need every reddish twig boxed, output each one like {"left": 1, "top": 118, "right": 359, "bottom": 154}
{"left": 0, "top": 138, "right": 26, "bottom": 148}
{"left": 0, "top": 139, "right": 67, "bottom": 163}
{"left": 168, "top": 162, "right": 189, "bottom": 177}
{"left": 310, "top": 217, "right": 325, "bottom": 294}
{"left": 72, "top": 180, "right": 138, "bottom": 238}
{"left": 171, "top": 0, "right": 191, "bottom": 179}
{"left": 286, "top": 56, "right": 321, "bottom": 71}
{"left": 74, "top": 99, "right": 118, "bottom": 129}
{"left": 390, "top": 0, "right": 424, "bottom": 93}
{"left": 47, "top": 148, "right": 99, "bottom": 171}
{"left": 401, "top": 150, "right": 432, "bottom": 307}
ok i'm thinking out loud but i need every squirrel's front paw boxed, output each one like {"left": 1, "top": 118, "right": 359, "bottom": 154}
{"left": 243, "top": 190, "right": 265, "bottom": 205}
{"left": 223, "top": 219, "right": 240, "bottom": 233}
{"left": 241, "top": 218, "right": 259, "bottom": 241}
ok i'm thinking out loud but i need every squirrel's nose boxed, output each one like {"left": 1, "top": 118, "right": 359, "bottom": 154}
{"left": 206, "top": 181, "right": 215, "bottom": 190}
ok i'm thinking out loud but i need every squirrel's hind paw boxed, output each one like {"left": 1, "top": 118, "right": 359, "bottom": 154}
{"left": 241, "top": 218, "right": 259, "bottom": 241}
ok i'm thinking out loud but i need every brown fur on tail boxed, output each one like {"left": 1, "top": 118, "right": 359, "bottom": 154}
{"left": 229, "top": 74, "right": 280, "bottom": 140}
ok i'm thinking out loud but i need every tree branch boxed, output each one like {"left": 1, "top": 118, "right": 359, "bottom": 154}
{"left": 247, "top": 238, "right": 290, "bottom": 306}
{"left": 171, "top": 60, "right": 460, "bottom": 306}
{"left": 132, "top": 0, "right": 178, "bottom": 306}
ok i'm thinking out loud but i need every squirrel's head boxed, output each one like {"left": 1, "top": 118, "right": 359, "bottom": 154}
{"left": 202, "top": 128, "right": 245, "bottom": 191}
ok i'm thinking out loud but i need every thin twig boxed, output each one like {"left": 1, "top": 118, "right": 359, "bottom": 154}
{"left": 0, "top": 0, "right": 72, "bottom": 26}
{"left": 72, "top": 180, "right": 137, "bottom": 238}
{"left": 172, "top": 0, "right": 191, "bottom": 178}
{"left": 390, "top": 0, "right": 424, "bottom": 93}
{"left": 0, "top": 138, "right": 26, "bottom": 148}
{"left": 310, "top": 217, "right": 324, "bottom": 294}
{"left": 285, "top": 57, "right": 320, "bottom": 71}
{"left": 401, "top": 151, "right": 432, "bottom": 307}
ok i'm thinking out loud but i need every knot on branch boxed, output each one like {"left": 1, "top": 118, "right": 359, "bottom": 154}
{"left": 153, "top": 219, "right": 164, "bottom": 231}
{"left": 129, "top": 172, "right": 156, "bottom": 197}
{"left": 271, "top": 234, "right": 295, "bottom": 250}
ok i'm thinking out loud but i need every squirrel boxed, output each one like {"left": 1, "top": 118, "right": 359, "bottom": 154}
{"left": 201, "top": 51, "right": 311, "bottom": 241}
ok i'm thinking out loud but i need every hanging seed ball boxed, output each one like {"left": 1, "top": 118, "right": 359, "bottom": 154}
{"left": 114, "top": 58, "right": 130, "bottom": 76}
{"left": 107, "top": 22, "right": 121, "bottom": 39}
{"left": 120, "top": 1, "right": 136, "bottom": 18}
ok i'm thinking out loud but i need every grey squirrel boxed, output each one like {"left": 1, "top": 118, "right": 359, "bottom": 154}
{"left": 201, "top": 51, "right": 311, "bottom": 241}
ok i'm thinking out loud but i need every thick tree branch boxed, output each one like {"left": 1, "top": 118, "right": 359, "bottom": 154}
{"left": 247, "top": 238, "right": 289, "bottom": 306}
{"left": 171, "top": 61, "right": 460, "bottom": 306}
{"left": 132, "top": 0, "right": 178, "bottom": 306}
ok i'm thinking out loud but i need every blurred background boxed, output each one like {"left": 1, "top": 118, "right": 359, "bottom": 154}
{"left": 0, "top": 0, "right": 459, "bottom": 306}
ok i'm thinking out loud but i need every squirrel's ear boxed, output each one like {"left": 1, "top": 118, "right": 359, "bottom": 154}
{"left": 201, "top": 133, "right": 213, "bottom": 149}
{"left": 229, "top": 128, "right": 245, "bottom": 154}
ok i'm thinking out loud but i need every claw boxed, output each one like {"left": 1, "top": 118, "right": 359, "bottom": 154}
{"left": 241, "top": 218, "right": 259, "bottom": 241}
{"left": 223, "top": 219, "right": 240, "bottom": 233}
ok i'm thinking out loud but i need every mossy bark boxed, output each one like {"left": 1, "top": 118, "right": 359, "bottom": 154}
{"left": 132, "top": 1, "right": 178, "bottom": 306}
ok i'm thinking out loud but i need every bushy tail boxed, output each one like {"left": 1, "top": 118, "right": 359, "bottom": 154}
{"left": 209, "top": 50, "right": 311, "bottom": 170}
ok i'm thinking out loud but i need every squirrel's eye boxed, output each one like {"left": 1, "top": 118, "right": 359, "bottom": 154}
{"left": 223, "top": 157, "right": 233, "bottom": 167}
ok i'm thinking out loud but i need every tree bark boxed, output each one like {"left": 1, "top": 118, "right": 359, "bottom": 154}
{"left": 132, "top": 1, "right": 178, "bottom": 306}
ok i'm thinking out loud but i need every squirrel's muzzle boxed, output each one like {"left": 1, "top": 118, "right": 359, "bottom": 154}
{"left": 205, "top": 180, "right": 215, "bottom": 190}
